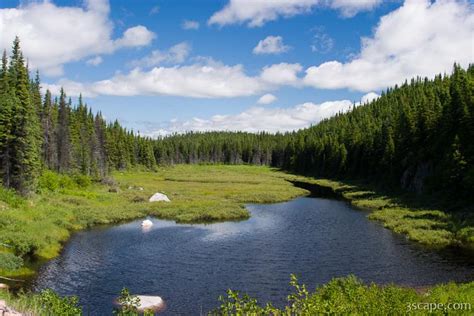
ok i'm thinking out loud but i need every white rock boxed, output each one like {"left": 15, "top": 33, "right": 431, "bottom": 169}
{"left": 149, "top": 193, "right": 170, "bottom": 202}
{"left": 136, "top": 295, "right": 165, "bottom": 312}
{"left": 141, "top": 219, "right": 153, "bottom": 227}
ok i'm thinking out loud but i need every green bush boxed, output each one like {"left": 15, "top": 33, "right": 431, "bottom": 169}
{"left": 72, "top": 174, "right": 92, "bottom": 188}
{"left": 0, "top": 187, "right": 25, "bottom": 208}
{"left": 38, "top": 289, "right": 82, "bottom": 316}
{"left": 0, "top": 252, "right": 23, "bottom": 270}
{"left": 212, "top": 275, "right": 473, "bottom": 315}
{"left": 38, "top": 171, "right": 92, "bottom": 193}
{"left": 37, "top": 170, "right": 61, "bottom": 192}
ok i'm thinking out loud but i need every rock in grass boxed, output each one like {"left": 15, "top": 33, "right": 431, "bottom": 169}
{"left": 0, "top": 283, "right": 8, "bottom": 290}
{"left": 149, "top": 193, "right": 170, "bottom": 202}
{"left": 0, "top": 299, "right": 23, "bottom": 315}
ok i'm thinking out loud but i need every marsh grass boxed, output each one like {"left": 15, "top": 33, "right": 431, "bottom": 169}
{"left": 0, "top": 165, "right": 308, "bottom": 279}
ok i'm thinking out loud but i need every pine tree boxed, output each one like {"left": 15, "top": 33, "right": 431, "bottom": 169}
{"left": 7, "top": 38, "right": 41, "bottom": 194}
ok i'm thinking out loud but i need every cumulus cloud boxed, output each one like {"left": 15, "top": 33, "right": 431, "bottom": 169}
{"left": 0, "top": 0, "right": 155, "bottom": 76}
{"left": 130, "top": 42, "right": 191, "bottom": 67}
{"left": 208, "top": 0, "right": 382, "bottom": 27}
{"left": 304, "top": 0, "right": 474, "bottom": 91}
{"left": 361, "top": 92, "right": 380, "bottom": 104}
{"left": 182, "top": 20, "right": 200, "bottom": 30}
{"left": 45, "top": 60, "right": 273, "bottom": 98}
{"left": 145, "top": 99, "right": 359, "bottom": 137}
{"left": 86, "top": 56, "right": 103, "bottom": 66}
{"left": 253, "top": 35, "right": 290, "bottom": 54}
{"left": 44, "top": 59, "right": 306, "bottom": 98}
{"left": 257, "top": 93, "right": 277, "bottom": 105}
{"left": 113, "top": 25, "right": 155, "bottom": 48}
{"left": 260, "top": 63, "right": 302, "bottom": 85}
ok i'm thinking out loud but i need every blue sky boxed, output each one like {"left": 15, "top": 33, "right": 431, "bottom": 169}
{"left": 0, "top": 0, "right": 472, "bottom": 136}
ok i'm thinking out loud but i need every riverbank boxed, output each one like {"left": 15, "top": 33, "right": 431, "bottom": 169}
{"left": 0, "top": 165, "right": 308, "bottom": 281}
{"left": 290, "top": 177, "right": 474, "bottom": 249}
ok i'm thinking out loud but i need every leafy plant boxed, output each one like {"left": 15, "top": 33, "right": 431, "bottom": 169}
{"left": 38, "top": 289, "right": 82, "bottom": 316}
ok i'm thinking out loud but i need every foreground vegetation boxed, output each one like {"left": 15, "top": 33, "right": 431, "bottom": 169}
{"left": 0, "top": 165, "right": 307, "bottom": 279}
{"left": 1, "top": 275, "right": 473, "bottom": 315}
{"left": 294, "top": 177, "right": 474, "bottom": 249}
{"left": 212, "top": 275, "right": 474, "bottom": 315}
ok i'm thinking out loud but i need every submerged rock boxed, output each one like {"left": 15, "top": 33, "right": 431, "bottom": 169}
{"left": 149, "top": 193, "right": 170, "bottom": 202}
{"left": 116, "top": 295, "right": 165, "bottom": 313}
{"left": 135, "top": 295, "right": 165, "bottom": 312}
{"left": 141, "top": 219, "right": 153, "bottom": 227}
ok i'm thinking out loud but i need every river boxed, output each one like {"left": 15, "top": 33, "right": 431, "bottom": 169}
{"left": 33, "top": 197, "right": 474, "bottom": 315}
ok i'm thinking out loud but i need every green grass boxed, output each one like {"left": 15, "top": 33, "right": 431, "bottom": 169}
{"left": 1, "top": 275, "right": 472, "bottom": 315}
{"left": 292, "top": 177, "right": 474, "bottom": 249}
{"left": 0, "top": 165, "right": 308, "bottom": 279}
{"left": 213, "top": 274, "right": 474, "bottom": 315}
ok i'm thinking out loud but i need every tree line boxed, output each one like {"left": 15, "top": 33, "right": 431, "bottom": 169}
{"left": 153, "top": 64, "right": 474, "bottom": 200}
{"left": 1, "top": 38, "right": 472, "bottom": 200}
{"left": 0, "top": 38, "right": 156, "bottom": 195}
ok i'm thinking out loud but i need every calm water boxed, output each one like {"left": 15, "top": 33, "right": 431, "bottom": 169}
{"left": 34, "top": 197, "right": 474, "bottom": 315}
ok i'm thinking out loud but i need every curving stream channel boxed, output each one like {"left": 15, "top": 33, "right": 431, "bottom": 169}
{"left": 33, "top": 197, "right": 474, "bottom": 315}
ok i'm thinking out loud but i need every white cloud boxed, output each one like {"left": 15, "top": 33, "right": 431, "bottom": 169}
{"left": 45, "top": 59, "right": 306, "bottom": 98}
{"left": 46, "top": 60, "right": 273, "bottom": 98}
{"left": 329, "top": 0, "right": 382, "bottom": 17}
{"left": 0, "top": 0, "right": 155, "bottom": 76}
{"left": 208, "top": 0, "right": 382, "bottom": 27}
{"left": 253, "top": 35, "right": 290, "bottom": 55}
{"left": 304, "top": 0, "right": 474, "bottom": 91}
{"left": 182, "top": 20, "right": 200, "bottom": 30}
{"left": 361, "top": 92, "right": 380, "bottom": 104}
{"left": 113, "top": 25, "right": 155, "bottom": 48}
{"left": 257, "top": 93, "right": 277, "bottom": 104}
{"left": 86, "top": 56, "right": 103, "bottom": 66}
{"left": 43, "top": 79, "right": 93, "bottom": 98}
{"left": 131, "top": 42, "right": 191, "bottom": 67}
{"left": 146, "top": 99, "right": 358, "bottom": 137}
{"left": 260, "top": 63, "right": 302, "bottom": 85}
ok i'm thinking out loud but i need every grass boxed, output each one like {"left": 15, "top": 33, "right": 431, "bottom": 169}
{"left": 213, "top": 274, "right": 474, "bottom": 315}
{"left": 291, "top": 177, "right": 474, "bottom": 249}
{"left": 0, "top": 165, "right": 308, "bottom": 280}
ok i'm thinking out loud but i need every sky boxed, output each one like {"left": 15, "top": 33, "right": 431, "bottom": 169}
{"left": 0, "top": 0, "right": 472, "bottom": 137}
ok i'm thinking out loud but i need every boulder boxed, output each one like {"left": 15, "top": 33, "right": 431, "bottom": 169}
{"left": 141, "top": 219, "right": 153, "bottom": 227}
{"left": 0, "top": 283, "right": 8, "bottom": 290}
{"left": 149, "top": 193, "right": 170, "bottom": 202}
{"left": 136, "top": 295, "right": 165, "bottom": 312}
{"left": 0, "top": 300, "right": 23, "bottom": 315}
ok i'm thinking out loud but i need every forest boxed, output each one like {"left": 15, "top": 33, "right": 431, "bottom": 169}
{"left": 1, "top": 37, "right": 473, "bottom": 203}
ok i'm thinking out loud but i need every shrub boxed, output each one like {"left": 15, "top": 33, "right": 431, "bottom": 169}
{"left": 0, "top": 252, "right": 23, "bottom": 270}
{"left": 72, "top": 174, "right": 92, "bottom": 188}
{"left": 0, "top": 187, "right": 25, "bottom": 208}
{"left": 38, "top": 289, "right": 82, "bottom": 316}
